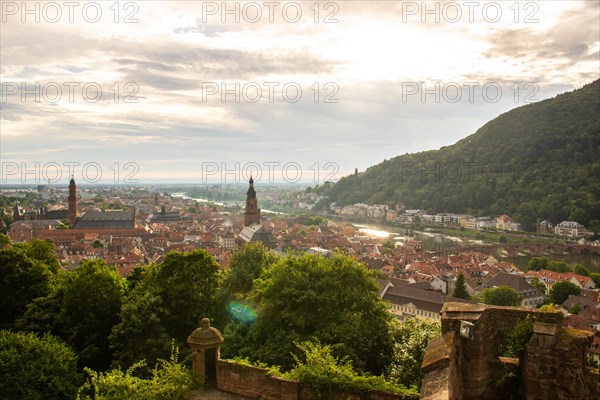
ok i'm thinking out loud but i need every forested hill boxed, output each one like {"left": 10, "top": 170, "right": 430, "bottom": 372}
{"left": 314, "top": 79, "right": 600, "bottom": 231}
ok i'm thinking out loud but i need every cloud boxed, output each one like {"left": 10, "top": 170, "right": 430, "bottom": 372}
{"left": 1, "top": 0, "right": 598, "bottom": 183}
{"left": 483, "top": 2, "right": 599, "bottom": 66}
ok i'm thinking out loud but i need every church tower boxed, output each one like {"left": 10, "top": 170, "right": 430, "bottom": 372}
{"left": 68, "top": 176, "right": 77, "bottom": 227}
{"left": 244, "top": 176, "right": 260, "bottom": 226}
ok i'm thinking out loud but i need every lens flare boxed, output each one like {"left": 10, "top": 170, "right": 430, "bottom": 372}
{"left": 228, "top": 302, "right": 257, "bottom": 323}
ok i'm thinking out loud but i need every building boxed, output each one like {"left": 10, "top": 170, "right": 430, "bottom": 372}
{"left": 537, "top": 219, "right": 554, "bottom": 234}
{"left": 379, "top": 281, "right": 473, "bottom": 323}
{"left": 9, "top": 177, "right": 148, "bottom": 245}
{"left": 244, "top": 176, "right": 260, "bottom": 226}
{"left": 478, "top": 272, "right": 544, "bottom": 308}
{"left": 68, "top": 176, "right": 77, "bottom": 227}
{"left": 555, "top": 221, "right": 587, "bottom": 238}
{"left": 218, "top": 231, "right": 237, "bottom": 251}
{"left": 148, "top": 205, "right": 186, "bottom": 223}
{"left": 239, "top": 177, "right": 276, "bottom": 248}
{"left": 12, "top": 205, "right": 68, "bottom": 222}
{"left": 9, "top": 220, "right": 65, "bottom": 242}
{"left": 460, "top": 216, "right": 478, "bottom": 230}
{"left": 526, "top": 269, "right": 597, "bottom": 291}
{"left": 73, "top": 210, "right": 136, "bottom": 229}
{"left": 496, "top": 215, "right": 512, "bottom": 230}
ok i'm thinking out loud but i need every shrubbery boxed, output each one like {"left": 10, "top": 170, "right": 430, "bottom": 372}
{"left": 386, "top": 318, "right": 440, "bottom": 390}
{"left": 235, "top": 340, "right": 419, "bottom": 400}
{"left": 77, "top": 347, "right": 193, "bottom": 400}
{"left": 0, "top": 330, "right": 81, "bottom": 400}
{"left": 285, "top": 341, "right": 418, "bottom": 399}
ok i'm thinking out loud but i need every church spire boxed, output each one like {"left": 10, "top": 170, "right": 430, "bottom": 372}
{"left": 244, "top": 176, "right": 260, "bottom": 226}
{"left": 68, "top": 176, "right": 77, "bottom": 227}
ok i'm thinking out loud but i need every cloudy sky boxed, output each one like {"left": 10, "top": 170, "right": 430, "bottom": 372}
{"left": 1, "top": 0, "right": 599, "bottom": 184}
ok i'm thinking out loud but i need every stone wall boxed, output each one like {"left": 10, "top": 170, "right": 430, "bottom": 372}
{"left": 420, "top": 331, "right": 461, "bottom": 400}
{"left": 216, "top": 359, "right": 417, "bottom": 400}
{"left": 420, "top": 302, "right": 600, "bottom": 400}
{"left": 216, "top": 359, "right": 298, "bottom": 400}
{"left": 523, "top": 324, "right": 600, "bottom": 400}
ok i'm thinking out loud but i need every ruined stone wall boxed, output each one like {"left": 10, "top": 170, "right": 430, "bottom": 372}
{"left": 445, "top": 304, "right": 561, "bottom": 399}
{"left": 420, "top": 331, "right": 462, "bottom": 400}
{"left": 523, "top": 325, "right": 600, "bottom": 400}
{"left": 420, "top": 303, "right": 599, "bottom": 400}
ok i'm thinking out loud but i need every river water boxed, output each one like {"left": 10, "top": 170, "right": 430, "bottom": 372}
{"left": 355, "top": 224, "right": 600, "bottom": 273}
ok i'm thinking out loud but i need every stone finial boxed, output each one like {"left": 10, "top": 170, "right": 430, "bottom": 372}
{"left": 187, "top": 318, "right": 224, "bottom": 348}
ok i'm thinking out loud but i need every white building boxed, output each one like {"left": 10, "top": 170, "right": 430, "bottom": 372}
{"left": 555, "top": 221, "right": 587, "bottom": 238}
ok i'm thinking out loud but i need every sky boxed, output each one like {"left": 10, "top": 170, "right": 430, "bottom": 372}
{"left": 1, "top": 0, "right": 599, "bottom": 184}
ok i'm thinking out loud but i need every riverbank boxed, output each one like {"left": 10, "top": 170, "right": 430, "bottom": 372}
{"left": 346, "top": 221, "right": 600, "bottom": 273}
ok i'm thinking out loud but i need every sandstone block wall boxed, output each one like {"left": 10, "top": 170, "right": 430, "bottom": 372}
{"left": 420, "top": 302, "right": 600, "bottom": 400}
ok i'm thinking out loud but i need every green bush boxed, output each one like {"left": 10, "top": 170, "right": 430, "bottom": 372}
{"left": 0, "top": 330, "right": 81, "bottom": 400}
{"left": 495, "top": 316, "right": 535, "bottom": 399}
{"left": 386, "top": 319, "right": 441, "bottom": 390}
{"left": 499, "top": 316, "right": 535, "bottom": 358}
{"left": 284, "top": 341, "right": 418, "bottom": 400}
{"left": 77, "top": 347, "right": 193, "bottom": 400}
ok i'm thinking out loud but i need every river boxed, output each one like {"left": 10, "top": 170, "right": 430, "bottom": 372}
{"left": 355, "top": 224, "right": 600, "bottom": 273}
{"left": 170, "top": 193, "right": 285, "bottom": 215}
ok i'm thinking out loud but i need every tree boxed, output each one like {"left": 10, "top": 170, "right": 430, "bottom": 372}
{"left": 590, "top": 272, "right": 600, "bottom": 287}
{"left": 13, "top": 238, "right": 61, "bottom": 273}
{"left": 568, "top": 303, "right": 583, "bottom": 315}
{"left": 125, "top": 265, "right": 147, "bottom": 290}
{"left": 0, "top": 330, "right": 81, "bottom": 400}
{"left": 15, "top": 269, "right": 72, "bottom": 335}
{"left": 547, "top": 260, "right": 572, "bottom": 273}
{"left": 451, "top": 273, "right": 471, "bottom": 299}
{"left": 0, "top": 244, "right": 55, "bottom": 329}
{"left": 0, "top": 233, "right": 10, "bottom": 246}
{"left": 529, "top": 276, "right": 546, "bottom": 295}
{"left": 113, "top": 290, "right": 174, "bottom": 368}
{"left": 305, "top": 216, "right": 326, "bottom": 226}
{"left": 515, "top": 203, "right": 538, "bottom": 232}
{"left": 60, "top": 260, "right": 127, "bottom": 370}
{"left": 382, "top": 239, "right": 396, "bottom": 250}
{"left": 110, "top": 249, "right": 226, "bottom": 369}
{"left": 386, "top": 318, "right": 440, "bottom": 389}
{"left": 527, "top": 256, "right": 548, "bottom": 271}
{"left": 539, "top": 303, "right": 555, "bottom": 312}
{"left": 15, "top": 260, "right": 126, "bottom": 371}
{"left": 478, "top": 286, "right": 523, "bottom": 307}
{"left": 549, "top": 281, "right": 581, "bottom": 305}
{"left": 574, "top": 264, "right": 590, "bottom": 277}
{"left": 230, "top": 253, "right": 394, "bottom": 375}
{"left": 588, "top": 219, "right": 600, "bottom": 234}
{"left": 222, "top": 242, "right": 280, "bottom": 298}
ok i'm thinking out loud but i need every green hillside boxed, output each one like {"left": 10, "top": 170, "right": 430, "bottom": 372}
{"left": 314, "top": 79, "right": 600, "bottom": 231}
